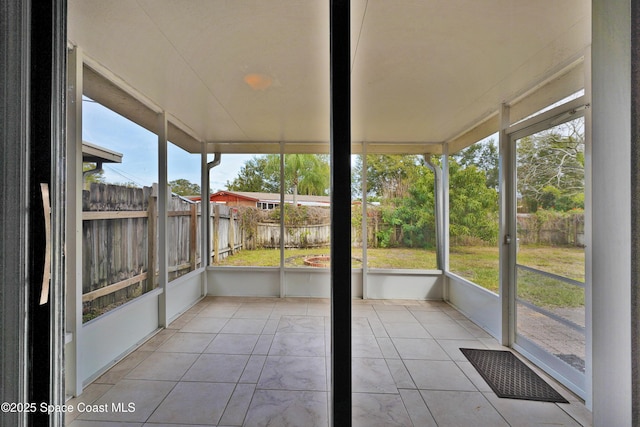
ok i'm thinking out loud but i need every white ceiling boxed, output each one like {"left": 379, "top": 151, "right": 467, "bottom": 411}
{"left": 68, "top": 0, "right": 590, "bottom": 153}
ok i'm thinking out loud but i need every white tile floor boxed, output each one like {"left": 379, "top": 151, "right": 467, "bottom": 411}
{"left": 66, "top": 297, "right": 592, "bottom": 426}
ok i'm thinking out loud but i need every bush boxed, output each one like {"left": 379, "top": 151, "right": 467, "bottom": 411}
{"left": 267, "top": 204, "right": 329, "bottom": 225}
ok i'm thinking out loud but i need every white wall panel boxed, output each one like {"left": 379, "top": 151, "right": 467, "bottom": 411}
{"left": 446, "top": 274, "right": 500, "bottom": 339}
{"left": 207, "top": 267, "right": 441, "bottom": 301}
{"left": 80, "top": 291, "right": 160, "bottom": 385}
{"left": 283, "top": 269, "right": 363, "bottom": 298}
{"left": 167, "top": 270, "right": 204, "bottom": 322}
{"left": 207, "top": 268, "right": 280, "bottom": 297}
{"left": 366, "top": 271, "right": 442, "bottom": 300}
{"left": 283, "top": 269, "right": 330, "bottom": 297}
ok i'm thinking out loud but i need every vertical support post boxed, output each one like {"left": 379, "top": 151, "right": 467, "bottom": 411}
{"left": 200, "top": 143, "right": 208, "bottom": 296}
{"left": 147, "top": 188, "right": 157, "bottom": 291}
{"left": 66, "top": 45, "right": 84, "bottom": 398}
{"left": 190, "top": 203, "right": 197, "bottom": 270}
{"left": 279, "top": 142, "right": 285, "bottom": 297}
{"left": 442, "top": 143, "right": 451, "bottom": 283}
{"left": 498, "top": 103, "right": 515, "bottom": 347}
{"left": 201, "top": 143, "right": 209, "bottom": 273}
{"left": 424, "top": 155, "right": 444, "bottom": 271}
{"left": 213, "top": 204, "right": 220, "bottom": 264}
{"left": 631, "top": 3, "right": 640, "bottom": 422}
{"left": 582, "top": 48, "right": 593, "bottom": 411}
{"left": 361, "top": 143, "right": 368, "bottom": 299}
{"left": 330, "top": 0, "right": 351, "bottom": 424}
{"left": 592, "top": 1, "right": 632, "bottom": 422}
{"left": 157, "top": 112, "right": 168, "bottom": 328}
{"left": 206, "top": 153, "right": 221, "bottom": 270}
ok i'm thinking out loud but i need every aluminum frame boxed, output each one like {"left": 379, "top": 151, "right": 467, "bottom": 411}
{"left": 508, "top": 100, "right": 589, "bottom": 399}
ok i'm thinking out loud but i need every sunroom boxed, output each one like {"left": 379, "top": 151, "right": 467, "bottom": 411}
{"left": 2, "top": 0, "right": 637, "bottom": 425}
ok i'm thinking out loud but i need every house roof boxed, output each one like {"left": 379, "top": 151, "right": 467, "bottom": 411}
{"left": 68, "top": 1, "right": 590, "bottom": 155}
{"left": 211, "top": 191, "right": 330, "bottom": 205}
{"left": 211, "top": 191, "right": 259, "bottom": 202}
{"left": 82, "top": 140, "right": 123, "bottom": 164}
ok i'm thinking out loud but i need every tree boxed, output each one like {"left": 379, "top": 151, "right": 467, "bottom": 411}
{"left": 169, "top": 179, "right": 201, "bottom": 196}
{"left": 265, "top": 154, "right": 329, "bottom": 205}
{"left": 517, "top": 120, "right": 585, "bottom": 211}
{"left": 226, "top": 156, "right": 279, "bottom": 193}
{"left": 353, "top": 155, "right": 437, "bottom": 247}
{"left": 378, "top": 165, "right": 436, "bottom": 248}
{"left": 227, "top": 154, "right": 330, "bottom": 204}
{"left": 354, "top": 154, "right": 424, "bottom": 200}
{"left": 448, "top": 160, "right": 499, "bottom": 243}
{"left": 453, "top": 138, "right": 499, "bottom": 189}
{"left": 83, "top": 163, "right": 106, "bottom": 185}
{"left": 354, "top": 154, "right": 500, "bottom": 246}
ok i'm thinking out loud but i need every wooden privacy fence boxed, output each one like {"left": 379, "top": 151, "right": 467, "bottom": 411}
{"left": 254, "top": 222, "right": 331, "bottom": 248}
{"left": 88, "top": 194, "right": 449, "bottom": 319}
{"left": 167, "top": 195, "right": 201, "bottom": 280}
{"left": 82, "top": 183, "right": 202, "bottom": 321}
{"left": 516, "top": 212, "right": 585, "bottom": 246}
{"left": 211, "top": 204, "right": 242, "bottom": 262}
{"left": 82, "top": 184, "right": 152, "bottom": 321}
{"left": 215, "top": 206, "right": 333, "bottom": 255}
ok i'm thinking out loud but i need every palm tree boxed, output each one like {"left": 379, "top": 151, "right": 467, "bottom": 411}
{"left": 265, "top": 154, "right": 329, "bottom": 205}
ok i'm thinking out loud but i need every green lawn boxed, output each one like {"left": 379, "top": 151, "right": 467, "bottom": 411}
{"left": 450, "top": 245, "right": 585, "bottom": 307}
{"left": 365, "top": 248, "right": 437, "bottom": 269}
{"left": 217, "top": 248, "right": 282, "bottom": 266}
{"left": 217, "top": 247, "right": 437, "bottom": 269}
{"left": 217, "top": 244, "right": 585, "bottom": 308}
{"left": 449, "top": 246, "right": 501, "bottom": 293}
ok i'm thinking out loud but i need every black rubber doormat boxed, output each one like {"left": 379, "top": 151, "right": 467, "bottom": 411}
{"left": 460, "top": 348, "right": 569, "bottom": 403}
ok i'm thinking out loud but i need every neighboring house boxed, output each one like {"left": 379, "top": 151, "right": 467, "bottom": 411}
{"left": 82, "top": 140, "right": 122, "bottom": 177}
{"left": 190, "top": 190, "right": 331, "bottom": 209}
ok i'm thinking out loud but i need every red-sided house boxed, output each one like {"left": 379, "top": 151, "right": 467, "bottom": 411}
{"left": 189, "top": 190, "right": 331, "bottom": 209}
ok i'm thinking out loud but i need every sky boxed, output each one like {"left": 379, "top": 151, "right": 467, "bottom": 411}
{"left": 83, "top": 96, "right": 500, "bottom": 194}
{"left": 82, "top": 97, "right": 251, "bottom": 192}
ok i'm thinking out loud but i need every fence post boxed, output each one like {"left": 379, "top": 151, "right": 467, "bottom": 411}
{"left": 229, "top": 209, "right": 236, "bottom": 255}
{"left": 373, "top": 215, "right": 379, "bottom": 248}
{"left": 147, "top": 192, "right": 157, "bottom": 291}
{"left": 190, "top": 203, "right": 197, "bottom": 270}
{"left": 213, "top": 204, "right": 220, "bottom": 263}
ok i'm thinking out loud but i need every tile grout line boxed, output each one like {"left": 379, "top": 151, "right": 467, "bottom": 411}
{"left": 143, "top": 308, "right": 215, "bottom": 425}
{"left": 71, "top": 298, "right": 590, "bottom": 427}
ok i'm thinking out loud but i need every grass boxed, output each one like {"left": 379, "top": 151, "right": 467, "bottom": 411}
{"left": 217, "top": 247, "right": 437, "bottom": 269}
{"left": 450, "top": 245, "right": 585, "bottom": 308}
{"left": 516, "top": 246, "right": 585, "bottom": 282}
{"left": 217, "top": 244, "right": 585, "bottom": 308}
{"left": 217, "top": 248, "right": 282, "bottom": 266}
{"left": 366, "top": 248, "right": 438, "bottom": 269}
{"left": 449, "top": 246, "right": 501, "bottom": 293}
{"left": 516, "top": 269, "right": 584, "bottom": 308}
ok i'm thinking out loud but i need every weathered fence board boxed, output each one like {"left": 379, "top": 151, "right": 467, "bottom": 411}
{"left": 82, "top": 272, "right": 148, "bottom": 303}
{"left": 82, "top": 183, "right": 203, "bottom": 321}
{"left": 82, "top": 183, "right": 151, "bottom": 321}
{"left": 166, "top": 194, "right": 201, "bottom": 281}
{"left": 256, "top": 223, "right": 331, "bottom": 248}
{"left": 211, "top": 204, "right": 242, "bottom": 262}
{"left": 83, "top": 211, "right": 148, "bottom": 220}
{"left": 516, "top": 213, "right": 585, "bottom": 246}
